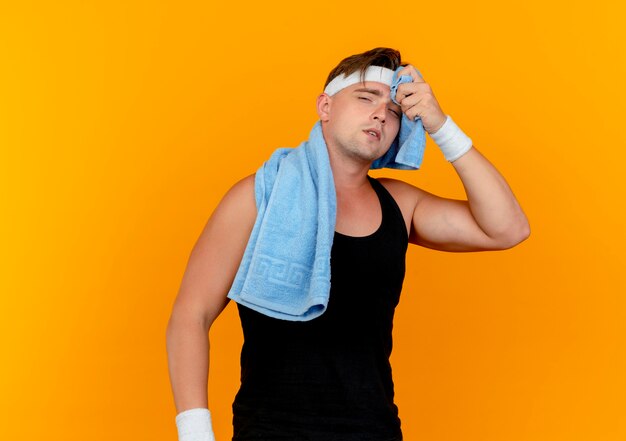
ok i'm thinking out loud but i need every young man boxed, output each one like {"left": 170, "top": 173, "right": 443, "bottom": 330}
{"left": 166, "top": 47, "right": 530, "bottom": 441}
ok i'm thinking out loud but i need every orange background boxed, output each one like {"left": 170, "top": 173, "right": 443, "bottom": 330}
{"left": 1, "top": 1, "right": 625, "bottom": 440}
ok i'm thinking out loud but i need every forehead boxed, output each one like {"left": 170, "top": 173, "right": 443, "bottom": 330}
{"left": 343, "top": 81, "right": 391, "bottom": 95}
{"left": 337, "top": 81, "right": 400, "bottom": 109}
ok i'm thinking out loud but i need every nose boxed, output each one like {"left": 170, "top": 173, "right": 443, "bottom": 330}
{"left": 372, "top": 102, "right": 386, "bottom": 124}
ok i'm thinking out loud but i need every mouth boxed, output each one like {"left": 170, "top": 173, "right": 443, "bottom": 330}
{"left": 363, "top": 128, "right": 381, "bottom": 140}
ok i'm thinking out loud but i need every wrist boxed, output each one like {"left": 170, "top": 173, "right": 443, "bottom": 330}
{"left": 175, "top": 408, "right": 216, "bottom": 441}
{"left": 429, "top": 115, "right": 473, "bottom": 162}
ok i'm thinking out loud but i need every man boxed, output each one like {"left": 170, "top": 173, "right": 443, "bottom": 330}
{"left": 166, "top": 47, "right": 530, "bottom": 441}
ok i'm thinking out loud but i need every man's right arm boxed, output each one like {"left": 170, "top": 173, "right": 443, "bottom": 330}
{"left": 166, "top": 173, "right": 256, "bottom": 418}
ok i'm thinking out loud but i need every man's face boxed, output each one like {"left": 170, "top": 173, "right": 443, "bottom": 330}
{"left": 320, "top": 81, "right": 402, "bottom": 164}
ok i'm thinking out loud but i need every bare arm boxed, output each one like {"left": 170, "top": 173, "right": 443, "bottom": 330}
{"left": 166, "top": 173, "right": 256, "bottom": 413}
{"left": 410, "top": 146, "right": 530, "bottom": 252}
{"left": 390, "top": 65, "right": 530, "bottom": 252}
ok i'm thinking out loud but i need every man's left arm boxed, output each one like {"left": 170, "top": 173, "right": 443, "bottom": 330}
{"left": 401, "top": 144, "right": 530, "bottom": 252}
{"left": 395, "top": 65, "right": 530, "bottom": 251}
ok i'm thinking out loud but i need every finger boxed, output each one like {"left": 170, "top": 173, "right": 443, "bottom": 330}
{"left": 396, "top": 82, "right": 429, "bottom": 103}
{"left": 400, "top": 92, "right": 425, "bottom": 112}
{"left": 402, "top": 100, "right": 424, "bottom": 121}
{"left": 397, "top": 64, "right": 425, "bottom": 83}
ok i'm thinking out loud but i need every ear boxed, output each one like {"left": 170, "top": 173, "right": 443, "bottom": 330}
{"left": 316, "top": 93, "right": 332, "bottom": 122}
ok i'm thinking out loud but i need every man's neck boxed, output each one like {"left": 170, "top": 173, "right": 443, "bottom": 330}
{"left": 326, "top": 148, "right": 373, "bottom": 194}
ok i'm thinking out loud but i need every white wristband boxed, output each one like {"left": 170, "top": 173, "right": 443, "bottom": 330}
{"left": 175, "top": 408, "right": 216, "bottom": 441}
{"left": 429, "top": 115, "right": 473, "bottom": 162}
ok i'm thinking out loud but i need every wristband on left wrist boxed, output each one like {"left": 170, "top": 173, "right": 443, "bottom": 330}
{"left": 429, "top": 115, "right": 473, "bottom": 162}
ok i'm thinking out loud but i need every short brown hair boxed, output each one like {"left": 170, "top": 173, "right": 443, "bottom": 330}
{"left": 323, "top": 47, "right": 407, "bottom": 89}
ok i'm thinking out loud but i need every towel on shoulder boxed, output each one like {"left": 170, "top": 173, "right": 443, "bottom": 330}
{"left": 226, "top": 66, "right": 425, "bottom": 321}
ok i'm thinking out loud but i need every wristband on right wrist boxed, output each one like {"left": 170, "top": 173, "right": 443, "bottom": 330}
{"left": 175, "top": 408, "right": 216, "bottom": 441}
{"left": 429, "top": 115, "right": 473, "bottom": 162}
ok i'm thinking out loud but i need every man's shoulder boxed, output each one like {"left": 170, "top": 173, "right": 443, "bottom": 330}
{"left": 376, "top": 177, "right": 422, "bottom": 198}
{"left": 213, "top": 173, "right": 257, "bottom": 222}
{"left": 234, "top": 173, "right": 256, "bottom": 190}
{"left": 224, "top": 173, "right": 255, "bottom": 201}
{"left": 375, "top": 176, "right": 440, "bottom": 218}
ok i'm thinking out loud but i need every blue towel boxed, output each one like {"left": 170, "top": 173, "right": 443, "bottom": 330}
{"left": 226, "top": 66, "right": 426, "bottom": 321}
{"left": 371, "top": 66, "right": 426, "bottom": 170}
{"left": 226, "top": 122, "right": 336, "bottom": 321}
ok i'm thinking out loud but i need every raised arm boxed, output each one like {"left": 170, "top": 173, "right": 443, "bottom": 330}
{"left": 410, "top": 146, "right": 530, "bottom": 252}
{"left": 390, "top": 65, "right": 530, "bottom": 252}
{"left": 166, "top": 173, "right": 256, "bottom": 422}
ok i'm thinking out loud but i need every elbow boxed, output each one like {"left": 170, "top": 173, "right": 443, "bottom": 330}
{"left": 517, "top": 216, "right": 531, "bottom": 243}
{"left": 499, "top": 218, "right": 531, "bottom": 249}
{"left": 165, "top": 312, "right": 210, "bottom": 359}
{"left": 165, "top": 313, "right": 177, "bottom": 338}
{"left": 165, "top": 314, "right": 181, "bottom": 348}
{"left": 167, "top": 308, "right": 214, "bottom": 338}
{"left": 511, "top": 226, "right": 530, "bottom": 248}
{"left": 166, "top": 312, "right": 191, "bottom": 349}
{"left": 521, "top": 219, "right": 531, "bottom": 241}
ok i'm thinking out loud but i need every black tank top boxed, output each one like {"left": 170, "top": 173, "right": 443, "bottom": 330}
{"left": 232, "top": 176, "right": 409, "bottom": 441}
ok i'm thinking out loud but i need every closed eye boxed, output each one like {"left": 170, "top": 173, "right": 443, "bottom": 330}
{"left": 357, "top": 94, "right": 400, "bottom": 117}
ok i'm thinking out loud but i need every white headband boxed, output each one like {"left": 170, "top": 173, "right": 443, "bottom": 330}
{"left": 323, "top": 66, "right": 395, "bottom": 96}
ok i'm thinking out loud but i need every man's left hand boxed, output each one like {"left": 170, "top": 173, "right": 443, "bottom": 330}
{"left": 395, "top": 65, "right": 447, "bottom": 135}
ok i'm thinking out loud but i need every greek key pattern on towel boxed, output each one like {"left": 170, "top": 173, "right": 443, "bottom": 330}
{"left": 253, "top": 255, "right": 311, "bottom": 288}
